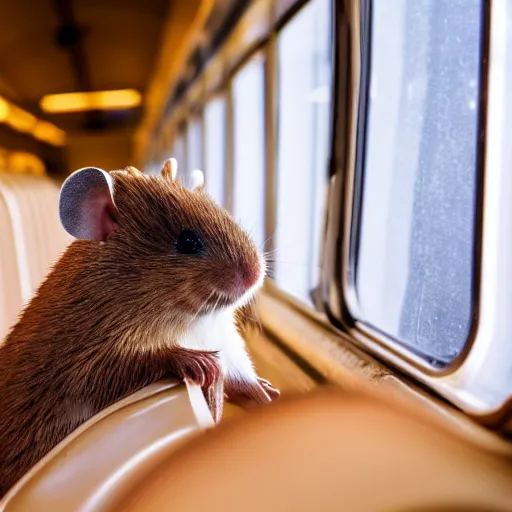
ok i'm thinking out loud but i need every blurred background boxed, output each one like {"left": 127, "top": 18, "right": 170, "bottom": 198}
{"left": 0, "top": 0, "right": 210, "bottom": 176}
{"left": 0, "top": 0, "right": 332, "bottom": 310}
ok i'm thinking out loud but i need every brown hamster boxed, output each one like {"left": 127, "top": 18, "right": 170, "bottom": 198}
{"left": 0, "top": 160, "right": 279, "bottom": 497}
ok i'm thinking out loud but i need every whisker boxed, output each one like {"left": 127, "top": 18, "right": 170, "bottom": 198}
{"left": 194, "top": 289, "right": 217, "bottom": 320}
{"left": 265, "top": 259, "right": 320, "bottom": 268}
{"left": 262, "top": 235, "right": 274, "bottom": 252}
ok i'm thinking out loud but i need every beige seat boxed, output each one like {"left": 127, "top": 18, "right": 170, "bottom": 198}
{"left": 0, "top": 172, "right": 72, "bottom": 339}
{"left": 0, "top": 380, "right": 214, "bottom": 512}
{"left": 0, "top": 188, "right": 22, "bottom": 340}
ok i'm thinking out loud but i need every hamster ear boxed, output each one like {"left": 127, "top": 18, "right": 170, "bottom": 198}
{"left": 123, "top": 165, "right": 142, "bottom": 177}
{"left": 161, "top": 158, "right": 178, "bottom": 182}
{"left": 59, "top": 167, "right": 118, "bottom": 241}
{"left": 189, "top": 169, "right": 205, "bottom": 191}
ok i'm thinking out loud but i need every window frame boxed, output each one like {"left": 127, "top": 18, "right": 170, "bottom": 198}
{"left": 322, "top": 0, "right": 512, "bottom": 422}
{"left": 350, "top": 0, "right": 487, "bottom": 370}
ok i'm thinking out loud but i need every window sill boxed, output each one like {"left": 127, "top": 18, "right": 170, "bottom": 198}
{"left": 256, "top": 286, "right": 512, "bottom": 454}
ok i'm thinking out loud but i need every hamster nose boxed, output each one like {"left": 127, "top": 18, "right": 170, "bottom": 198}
{"left": 225, "top": 258, "right": 262, "bottom": 298}
{"left": 241, "top": 258, "right": 262, "bottom": 290}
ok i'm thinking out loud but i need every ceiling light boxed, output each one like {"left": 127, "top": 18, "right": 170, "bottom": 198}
{"left": 0, "top": 95, "right": 66, "bottom": 146}
{"left": 40, "top": 89, "right": 142, "bottom": 114}
{"left": 0, "top": 98, "right": 9, "bottom": 120}
{"left": 5, "top": 104, "right": 37, "bottom": 133}
{"left": 33, "top": 121, "right": 67, "bottom": 146}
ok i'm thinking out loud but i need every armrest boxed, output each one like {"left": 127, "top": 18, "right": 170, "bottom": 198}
{"left": 0, "top": 380, "right": 213, "bottom": 512}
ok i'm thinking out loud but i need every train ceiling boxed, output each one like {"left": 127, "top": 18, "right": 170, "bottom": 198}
{"left": 0, "top": 0, "right": 171, "bottom": 133}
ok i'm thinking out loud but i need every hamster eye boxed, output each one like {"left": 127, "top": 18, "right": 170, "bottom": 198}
{"left": 176, "top": 230, "right": 204, "bottom": 255}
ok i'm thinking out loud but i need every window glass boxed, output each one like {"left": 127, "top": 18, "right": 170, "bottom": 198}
{"left": 186, "top": 117, "right": 203, "bottom": 172}
{"left": 171, "top": 130, "right": 187, "bottom": 179}
{"left": 355, "top": 0, "right": 483, "bottom": 363}
{"left": 274, "top": 0, "right": 332, "bottom": 304}
{"left": 204, "top": 97, "right": 227, "bottom": 206}
{"left": 232, "top": 55, "right": 266, "bottom": 250}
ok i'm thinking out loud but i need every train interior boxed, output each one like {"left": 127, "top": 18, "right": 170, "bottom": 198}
{"left": 0, "top": 0, "right": 512, "bottom": 510}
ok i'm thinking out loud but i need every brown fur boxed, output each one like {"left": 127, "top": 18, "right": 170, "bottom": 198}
{"left": 0, "top": 170, "right": 268, "bottom": 496}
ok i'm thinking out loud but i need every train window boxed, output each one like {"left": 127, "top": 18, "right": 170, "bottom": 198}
{"left": 172, "top": 130, "right": 187, "bottom": 178}
{"left": 274, "top": 0, "right": 332, "bottom": 304}
{"left": 232, "top": 54, "right": 266, "bottom": 250}
{"left": 186, "top": 117, "right": 203, "bottom": 173}
{"left": 204, "top": 96, "right": 227, "bottom": 206}
{"left": 353, "top": 0, "right": 483, "bottom": 363}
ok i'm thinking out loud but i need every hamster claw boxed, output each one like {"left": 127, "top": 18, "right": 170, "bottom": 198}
{"left": 204, "top": 378, "right": 225, "bottom": 423}
{"left": 225, "top": 377, "right": 280, "bottom": 407}
{"left": 257, "top": 378, "right": 280, "bottom": 401}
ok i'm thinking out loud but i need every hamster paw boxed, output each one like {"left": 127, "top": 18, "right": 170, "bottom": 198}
{"left": 168, "top": 348, "right": 221, "bottom": 389}
{"left": 257, "top": 378, "right": 280, "bottom": 401}
{"left": 225, "top": 377, "right": 280, "bottom": 406}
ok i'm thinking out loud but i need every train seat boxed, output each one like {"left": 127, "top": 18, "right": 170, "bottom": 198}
{"left": 0, "top": 182, "right": 22, "bottom": 341}
{"left": 0, "top": 172, "right": 72, "bottom": 340}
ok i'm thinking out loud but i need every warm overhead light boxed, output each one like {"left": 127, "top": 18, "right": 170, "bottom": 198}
{"left": 40, "top": 89, "right": 142, "bottom": 114}
{"left": 0, "top": 98, "right": 9, "bottom": 120}
{"left": 0, "top": 95, "right": 67, "bottom": 146}
{"left": 33, "top": 121, "right": 67, "bottom": 146}
{"left": 5, "top": 104, "right": 37, "bottom": 133}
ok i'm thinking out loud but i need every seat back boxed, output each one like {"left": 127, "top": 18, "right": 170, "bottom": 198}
{"left": 0, "top": 172, "right": 72, "bottom": 339}
{"left": 0, "top": 190, "right": 22, "bottom": 341}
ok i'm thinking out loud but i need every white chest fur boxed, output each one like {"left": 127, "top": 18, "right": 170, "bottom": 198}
{"left": 178, "top": 308, "right": 258, "bottom": 383}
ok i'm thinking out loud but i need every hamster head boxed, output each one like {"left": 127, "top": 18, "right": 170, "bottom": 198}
{"left": 59, "top": 162, "right": 265, "bottom": 322}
